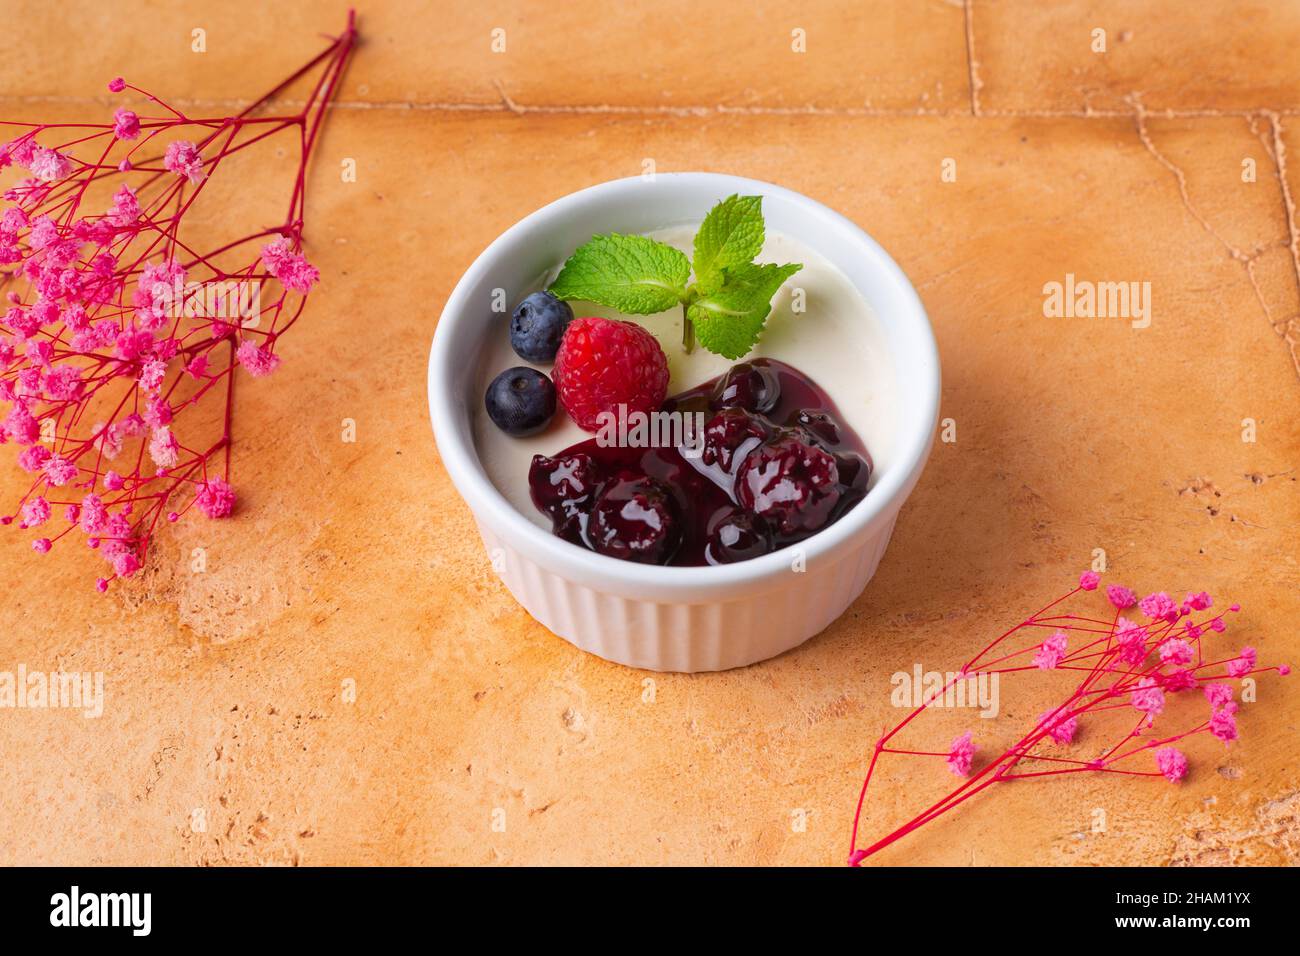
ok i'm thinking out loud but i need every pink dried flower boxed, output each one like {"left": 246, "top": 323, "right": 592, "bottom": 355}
{"left": 107, "top": 184, "right": 139, "bottom": 225}
{"left": 107, "top": 77, "right": 125, "bottom": 93}
{"left": 148, "top": 426, "right": 179, "bottom": 468}
{"left": 1032, "top": 630, "right": 1068, "bottom": 670}
{"left": 1204, "top": 683, "right": 1234, "bottom": 710}
{"left": 1, "top": 16, "right": 353, "bottom": 586}
{"left": 163, "top": 140, "right": 206, "bottom": 184}
{"left": 1138, "top": 591, "right": 1178, "bottom": 623}
{"left": 111, "top": 551, "right": 141, "bottom": 577}
{"left": 236, "top": 339, "right": 281, "bottom": 377}
{"left": 1039, "top": 710, "right": 1078, "bottom": 744}
{"left": 848, "top": 577, "right": 1282, "bottom": 864}
{"left": 17, "top": 445, "right": 50, "bottom": 472}
{"left": 1115, "top": 618, "right": 1148, "bottom": 666}
{"left": 1185, "top": 591, "right": 1213, "bottom": 611}
{"left": 261, "top": 237, "right": 320, "bottom": 294}
{"left": 1079, "top": 570, "right": 1100, "bottom": 591}
{"left": 1130, "top": 677, "right": 1165, "bottom": 721}
{"left": 43, "top": 454, "right": 76, "bottom": 486}
{"left": 195, "top": 476, "right": 236, "bottom": 519}
{"left": 3, "top": 404, "right": 39, "bottom": 444}
{"left": 79, "top": 494, "right": 107, "bottom": 534}
{"left": 31, "top": 537, "right": 51, "bottom": 553}
{"left": 1226, "top": 647, "right": 1256, "bottom": 678}
{"left": 947, "top": 731, "right": 975, "bottom": 777}
{"left": 1209, "top": 703, "right": 1239, "bottom": 745}
{"left": 138, "top": 358, "right": 167, "bottom": 392}
{"left": 28, "top": 146, "right": 72, "bottom": 182}
{"left": 143, "top": 396, "right": 172, "bottom": 427}
{"left": 112, "top": 108, "right": 140, "bottom": 141}
{"left": 19, "top": 496, "right": 50, "bottom": 527}
{"left": 1154, "top": 747, "right": 1188, "bottom": 783}
{"left": 1106, "top": 585, "right": 1138, "bottom": 609}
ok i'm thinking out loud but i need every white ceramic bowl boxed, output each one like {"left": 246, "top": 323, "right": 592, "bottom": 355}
{"left": 429, "top": 173, "right": 939, "bottom": 672}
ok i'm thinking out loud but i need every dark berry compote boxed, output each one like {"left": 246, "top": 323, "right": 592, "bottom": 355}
{"left": 529, "top": 359, "right": 873, "bottom": 566}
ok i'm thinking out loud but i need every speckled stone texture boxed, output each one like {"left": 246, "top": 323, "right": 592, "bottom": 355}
{"left": 0, "top": 1, "right": 1297, "bottom": 866}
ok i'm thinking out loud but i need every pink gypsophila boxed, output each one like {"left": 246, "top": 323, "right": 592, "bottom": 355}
{"left": 195, "top": 477, "right": 236, "bottom": 519}
{"left": 1115, "top": 618, "right": 1148, "bottom": 666}
{"left": 1226, "top": 647, "right": 1257, "bottom": 678}
{"left": 1155, "top": 747, "right": 1188, "bottom": 783}
{"left": 1130, "top": 677, "right": 1165, "bottom": 721}
{"left": 0, "top": 15, "right": 354, "bottom": 587}
{"left": 1209, "top": 703, "right": 1239, "bottom": 745}
{"left": 947, "top": 731, "right": 975, "bottom": 777}
{"left": 1032, "top": 631, "right": 1068, "bottom": 670}
{"left": 163, "top": 140, "right": 206, "bottom": 183}
{"left": 19, "top": 496, "right": 50, "bottom": 528}
{"left": 236, "top": 340, "right": 280, "bottom": 377}
{"left": 1107, "top": 585, "right": 1138, "bottom": 609}
{"left": 1039, "top": 710, "right": 1078, "bottom": 744}
{"left": 28, "top": 146, "right": 72, "bottom": 182}
{"left": 112, "top": 108, "right": 140, "bottom": 141}
{"left": 1204, "top": 683, "right": 1234, "bottom": 710}
{"left": 260, "top": 237, "right": 320, "bottom": 294}
{"left": 1079, "top": 570, "right": 1100, "bottom": 591}
{"left": 1139, "top": 592, "right": 1179, "bottom": 623}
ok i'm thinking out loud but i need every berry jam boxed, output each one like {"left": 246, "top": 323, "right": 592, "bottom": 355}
{"left": 529, "top": 358, "right": 873, "bottom": 566}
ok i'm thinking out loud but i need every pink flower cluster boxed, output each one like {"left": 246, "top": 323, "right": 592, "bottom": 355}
{"left": 849, "top": 572, "right": 1288, "bottom": 866}
{"left": 0, "top": 16, "right": 355, "bottom": 588}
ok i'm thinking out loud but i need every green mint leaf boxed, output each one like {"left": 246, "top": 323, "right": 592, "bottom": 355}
{"left": 691, "top": 194, "right": 765, "bottom": 286}
{"left": 549, "top": 233, "right": 690, "bottom": 314}
{"left": 688, "top": 261, "right": 802, "bottom": 359}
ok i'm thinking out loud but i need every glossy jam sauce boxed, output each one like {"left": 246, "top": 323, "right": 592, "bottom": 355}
{"left": 528, "top": 358, "right": 872, "bottom": 566}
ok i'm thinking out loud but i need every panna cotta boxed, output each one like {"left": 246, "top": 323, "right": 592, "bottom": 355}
{"left": 472, "top": 225, "right": 898, "bottom": 541}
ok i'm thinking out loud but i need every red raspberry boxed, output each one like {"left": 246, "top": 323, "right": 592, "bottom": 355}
{"left": 553, "top": 317, "right": 670, "bottom": 432}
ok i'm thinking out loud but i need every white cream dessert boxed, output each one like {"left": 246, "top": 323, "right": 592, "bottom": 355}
{"left": 473, "top": 225, "right": 898, "bottom": 530}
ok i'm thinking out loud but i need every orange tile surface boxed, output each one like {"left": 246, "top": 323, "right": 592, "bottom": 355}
{"left": 0, "top": 2, "right": 1297, "bottom": 866}
{"left": 971, "top": 0, "right": 1300, "bottom": 114}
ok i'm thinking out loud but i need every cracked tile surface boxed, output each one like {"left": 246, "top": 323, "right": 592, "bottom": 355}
{"left": 972, "top": 0, "right": 1300, "bottom": 114}
{"left": 0, "top": 3, "right": 1297, "bottom": 866}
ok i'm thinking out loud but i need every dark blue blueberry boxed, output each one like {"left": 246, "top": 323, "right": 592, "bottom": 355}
{"left": 485, "top": 367, "right": 556, "bottom": 437}
{"left": 510, "top": 291, "right": 574, "bottom": 363}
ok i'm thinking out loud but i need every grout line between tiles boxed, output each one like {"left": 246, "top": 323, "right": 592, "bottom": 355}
{"left": 963, "top": 0, "right": 982, "bottom": 116}
{"left": 2, "top": 94, "right": 1300, "bottom": 120}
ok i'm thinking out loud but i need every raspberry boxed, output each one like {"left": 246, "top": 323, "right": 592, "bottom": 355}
{"left": 553, "top": 317, "right": 669, "bottom": 432}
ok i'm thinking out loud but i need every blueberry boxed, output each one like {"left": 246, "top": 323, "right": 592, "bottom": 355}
{"left": 710, "top": 361, "right": 781, "bottom": 414}
{"left": 510, "top": 291, "right": 573, "bottom": 363}
{"left": 705, "top": 509, "right": 771, "bottom": 565}
{"left": 485, "top": 367, "right": 556, "bottom": 437}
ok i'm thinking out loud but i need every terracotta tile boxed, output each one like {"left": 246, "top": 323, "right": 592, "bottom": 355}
{"left": 2, "top": 96, "right": 1298, "bottom": 864}
{"left": 972, "top": 0, "right": 1300, "bottom": 113}
{"left": 2, "top": 0, "right": 969, "bottom": 111}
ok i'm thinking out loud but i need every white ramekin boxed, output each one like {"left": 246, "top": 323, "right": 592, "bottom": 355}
{"left": 429, "top": 173, "right": 939, "bottom": 672}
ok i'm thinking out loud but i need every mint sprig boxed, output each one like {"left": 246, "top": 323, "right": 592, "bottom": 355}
{"left": 548, "top": 194, "right": 801, "bottom": 358}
